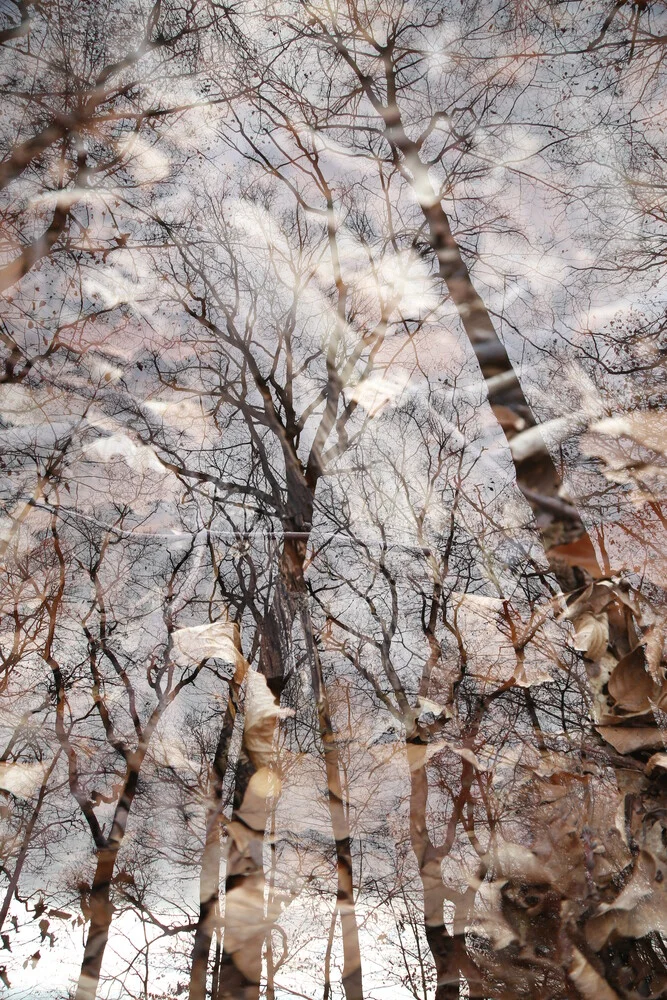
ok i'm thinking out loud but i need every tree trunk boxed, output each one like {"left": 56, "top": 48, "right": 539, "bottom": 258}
{"left": 0, "top": 749, "right": 60, "bottom": 934}
{"left": 302, "top": 606, "right": 364, "bottom": 1000}
{"left": 407, "top": 741, "right": 489, "bottom": 1000}
{"left": 217, "top": 572, "right": 305, "bottom": 999}
{"left": 215, "top": 490, "right": 362, "bottom": 999}
{"left": 326, "top": 37, "right": 600, "bottom": 570}
{"left": 190, "top": 828, "right": 223, "bottom": 1000}
{"left": 397, "top": 151, "right": 599, "bottom": 576}
{"left": 74, "top": 846, "right": 118, "bottom": 1000}
{"left": 73, "top": 757, "right": 142, "bottom": 1000}
{"left": 0, "top": 198, "right": 71, "bottom": 293}
{"left": 408, "top": 746, "right": 460, "bottom": 1000}
{"left": 189, "top": 691, "right": 240, "bottom": 1000}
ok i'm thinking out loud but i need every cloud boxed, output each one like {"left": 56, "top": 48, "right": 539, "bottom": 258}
{"left": 0, "top": 761, "right": 46, "bottom": 798}
{"left": 82, "top": 432, "right": 165, "bottom": 473}
{"left": 348, "top": 371, "right": 413, "bottom": 414}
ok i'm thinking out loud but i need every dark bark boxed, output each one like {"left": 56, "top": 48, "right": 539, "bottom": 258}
{"left": 408, "top": 746, "right": 486, "bottom": 1000}
{"left": 307, "top": 20, "right": 599, "bottom": 570}
{"left": 398, "top": 123, "right": 597, "bottom": 568}
{"left": 217, "top": 584, "right": 365, "bottom": 1000}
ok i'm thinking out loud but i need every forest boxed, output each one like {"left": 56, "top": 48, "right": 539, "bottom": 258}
{"left": 0, "top": 1, "right": 666, "bottom": 998}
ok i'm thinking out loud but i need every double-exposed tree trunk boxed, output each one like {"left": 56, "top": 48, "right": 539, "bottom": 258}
{"left": 408, "top": 750, "right": 459, "bottom": 1000}
{"left": 189, "top": 687, "right": 242, "bottom": 1000}
{"left": 301, "top": 606, "right": 364, "bottom": 1000}
{"left": 75, "top": 846, "right": 119, "bottom": 1000}
{"left": 73, "top": 682, "right": 203, "bottom": 999}
{"left": 74, "top": 759, "right": 142, "bottom": 1000}
{"left": 408, "top": 725, "right": 489, "bottom": 1000}
{"left": 216, "top": 516, "right": 364, "bottom": 999}
{"left": 305, "top": 21, "right": 598, "bottom": 570}
{"left": 0, "top": 196, "right": 72, "bottom": 294}
{"left": 0, "top": 749, "right": 61, "bottom": 934}
{"left": 397, "top": 131, "right": 597, "bottom": 566}
{"left": 216, "top": 537, "right": 311, "bottom": 1000}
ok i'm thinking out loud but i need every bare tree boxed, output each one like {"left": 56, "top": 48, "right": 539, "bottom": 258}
{"left": 0, "top": 3, "right": 665, "bottom": 999}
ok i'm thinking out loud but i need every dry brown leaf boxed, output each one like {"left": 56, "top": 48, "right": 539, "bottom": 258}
{"left": 404, "top": 739, "right": 447, "bottom": 772}
{"left": 224, "top": 883, "right": 288, "bottom": 982}
{"left": 548, "top": 536, "right": 604, "bottom": 578}
{"left": 483, "top": 839, "right": 552, "bottom": 884}
{"left": 597, "top": 726, "right": 665, "bottom": 754}
{"left": 172, "top": 620, "right": 248, "bottom": 682}
{"left": 235, "top": 767, "right": 283, "bottom": 832}
{"left": 565, "top": 580, "right": 618, "bottom": 618}
{"left": 510, "top": 653, "right": 554, "bottom": 688}
{"left": 534, "top": 750, "right": 583, "bottom": 778}
{"left": 539, "top": 783, "right": 570, "bottom": 802}
{"left": 586, "top": 652, "right": 618, "bottom": 722}
{"left": 471, "top": 879, "right": 518, "bottom": 951}
{"left": 225, "top": 820, "right": 258, "bottom": 854}
{"left": 586, "top": 851, "right": 667, "bottom": 950}
{"left": 608, "top": 647, "right": 661, "bottom": 714}
{"left": 643, "top": 622, "right": 667, "bottom": 683}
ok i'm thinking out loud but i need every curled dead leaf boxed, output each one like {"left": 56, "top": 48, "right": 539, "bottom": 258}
{"left": 564, "top": 581, "right": 616, "bottom": 619}
{"left": 572, "top": 612, "right": 609, "bottom": 660}
{"left": 643, "top": 622, "right": 667, "bottom": 683}
{"left": 483, "top": 839, "right": 552, "bottom": 885}
{"left": 470, "top": 879, "right": 518, "bottom": 951}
